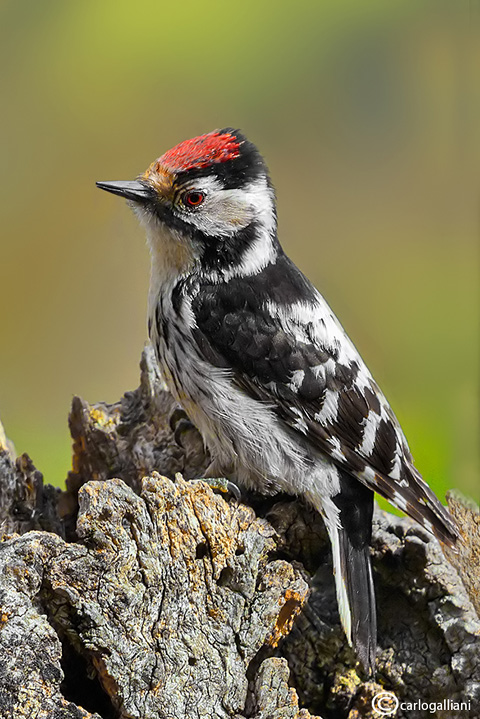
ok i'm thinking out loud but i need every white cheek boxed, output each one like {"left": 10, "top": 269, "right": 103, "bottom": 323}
{"left": 193, "top": 195, "right": 254, "bottom": 237}
{"left": 179, "top": 176, "right": 276, "bottom": 239}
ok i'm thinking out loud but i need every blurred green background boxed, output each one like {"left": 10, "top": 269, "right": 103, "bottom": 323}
{"left": 0, "top": 0, "right": 478, "bottom": 503}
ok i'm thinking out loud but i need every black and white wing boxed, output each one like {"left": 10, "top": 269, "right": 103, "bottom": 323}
{"left": 191, "top": 255, "right": 459, "bottom": 548}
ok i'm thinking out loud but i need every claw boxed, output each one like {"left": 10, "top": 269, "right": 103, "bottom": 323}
{"left": 189, "top": 477, "right": 242, "bottom": 501}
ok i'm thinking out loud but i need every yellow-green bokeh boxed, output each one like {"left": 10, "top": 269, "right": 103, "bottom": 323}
{"left": 0, "top": 1, "right": 478, "bottom": 503}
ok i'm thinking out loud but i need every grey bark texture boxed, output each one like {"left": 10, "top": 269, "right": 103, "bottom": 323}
{"left": 0, "top": 346, "right": 479, "bottom": 719}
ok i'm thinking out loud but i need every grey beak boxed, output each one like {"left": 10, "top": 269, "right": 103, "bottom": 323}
{"left": 96, "top": 180, "right": 154, "bottom": 202}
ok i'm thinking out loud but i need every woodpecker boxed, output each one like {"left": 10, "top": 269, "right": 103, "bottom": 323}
{"left": 97, "top": 129, "right": 459, "bottom": 674}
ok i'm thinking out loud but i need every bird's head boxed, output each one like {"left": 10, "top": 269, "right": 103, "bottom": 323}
{"left": 97, "top": 129, "right": 278, "bottom": 280}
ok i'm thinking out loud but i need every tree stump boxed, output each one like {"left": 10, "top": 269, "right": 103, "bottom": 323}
{"left": 0, "top": 346, "right": 479, "bottom": 719}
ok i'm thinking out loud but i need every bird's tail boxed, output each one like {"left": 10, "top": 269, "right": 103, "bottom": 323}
{"left": 322, "top": 472, "right": 377, "bottom": 675}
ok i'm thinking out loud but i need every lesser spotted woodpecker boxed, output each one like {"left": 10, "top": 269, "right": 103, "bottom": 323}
{"left": 97, "top": 129, "right": 459, "bottom": 674}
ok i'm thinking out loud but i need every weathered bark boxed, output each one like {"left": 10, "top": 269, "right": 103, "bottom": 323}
{"left": 0, "top": 346, "right": 479, "bottom": 719}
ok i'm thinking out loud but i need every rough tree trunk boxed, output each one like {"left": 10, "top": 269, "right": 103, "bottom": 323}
{"left": 0, "top": 346, "right": 479, "bottom": 719}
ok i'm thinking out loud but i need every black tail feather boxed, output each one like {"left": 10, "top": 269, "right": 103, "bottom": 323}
{"left": 337, "top": 521, "right": 377, "bottom": 674}
{"left": 332, "top": 472, "right": 377, "bottom": 675}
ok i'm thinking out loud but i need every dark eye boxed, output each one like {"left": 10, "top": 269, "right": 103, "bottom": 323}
{"left": 184, "top": 190, "right": 205, "bottom": 208}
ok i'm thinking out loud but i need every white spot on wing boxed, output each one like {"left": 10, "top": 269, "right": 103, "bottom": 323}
{"left": 315, "top": 388, "right": 338, "bottom": 424}
{"left": 355, "top": 365, "right": 373, "bottom": 392}
{"left": 311, "top": 363, "right": 326, "bottom": 383}
{"left": 390, "top": 451, "right": 404, "bottom": 482}
{"left": 358, "top": 410, "right": 382, "bottom": 456}
{"left": 290, "top": 406, "right": 309, "bottom": 434}
{"left": 290, "top": 369, "right": 305, "bottom": 390}
{"left": 293, "top": 419, "right": 308, "bottom": 434}
{"left": 329, "top": 436, "right": 345, "bottom": 462}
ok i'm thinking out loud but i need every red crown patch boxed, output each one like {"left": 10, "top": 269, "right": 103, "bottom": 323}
{"left": 159, "top": 130, "right": 241, "bottom": 173}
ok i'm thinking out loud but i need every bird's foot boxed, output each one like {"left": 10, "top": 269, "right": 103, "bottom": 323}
{"left": 188, "top": 477, "right": 242, "bottom": 502}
